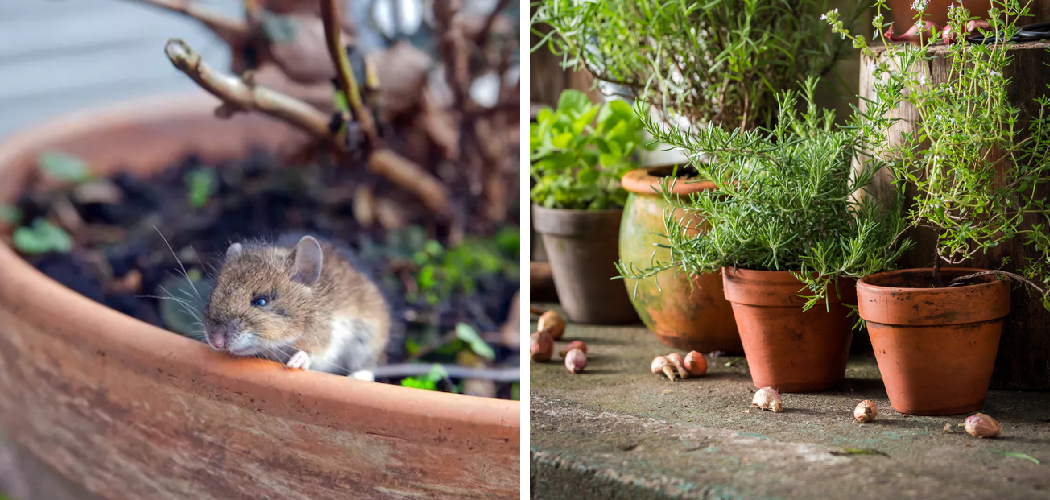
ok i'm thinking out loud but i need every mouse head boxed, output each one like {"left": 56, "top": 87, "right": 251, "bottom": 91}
{"left": 202, "top": 236, "right": 324, "bottom": 356}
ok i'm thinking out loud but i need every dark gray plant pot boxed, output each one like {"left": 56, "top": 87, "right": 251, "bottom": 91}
{"left": 531, "top": 205, "right": 638, "bottom": 324}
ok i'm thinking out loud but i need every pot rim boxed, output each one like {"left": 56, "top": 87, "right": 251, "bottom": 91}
{"left": 0, "top": 93, "right": 520, "bottom": 434}
{"left": 721, "top": 266, "right": 857, "bottom": 306}
{"left": 857, "top": 267, "right": 1002, "bottom": 294}
{"left": 621, "top": 168, "right": 715, "bottom": 196}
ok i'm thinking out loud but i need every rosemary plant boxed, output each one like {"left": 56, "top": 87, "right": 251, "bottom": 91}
{"left": 531, "top": 0, "right": 868, "bottom": 131}
{"left": 616, "top": 79, "right": 910, "bottom": 310}
{"left": 825, "top": 0, "right": 1050, "bottom": 308}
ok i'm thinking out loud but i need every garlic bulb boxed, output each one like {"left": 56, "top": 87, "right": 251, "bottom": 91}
{"left": 530, "top": 331, "right": 554, "bottom": 362}
{"left": 964, "top": 413, "right": 1001, "bottom": 438}
{"left": 665, "top": 353, "right": 689, "bottom": 379}
{"left": 564, "top": 348, "right": 587, "bottom": 373}
{"left": 537, "top": 310, "right": 566, "bottom": 339}
{"left": 751, "top": 387, "right": 783, "bottom": 412}
{"left": 853, "top": 400, "right": 877, "bottom": 423}
{"left": 559, "top": 340, "right": 587, "bottom": 357}
{"left": 651, "top": 356, "right": 677, "bottom": 381}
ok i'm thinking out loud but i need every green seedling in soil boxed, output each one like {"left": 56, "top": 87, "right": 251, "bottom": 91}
{"left": 455, "top": 323, "right": 495, "bottom": 361}
{"left": 13, "top": 219, "right": 72, "bottom": 254}
{"left": 37, "top": 151, "right": 92, "bottom": 183}
{"left": 0, "top": 204, "right": 21, "bottom": 225}
{"left": 185, "top": 168, "right": 217, "bottom": 208}
{"left": 400, "top": 364, "right": 449, "bottom": 391}
{"left": 988, "top": 450, "right": 1041, "bottom": 464}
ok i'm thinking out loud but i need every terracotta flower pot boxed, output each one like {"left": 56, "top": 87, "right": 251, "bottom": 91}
{"left": 722, "top": 268, "right": 856, "bottom": 393}
{"left": 0, "top": 94, "right": 519, "bottom": 500}
{"left": 618, "top": 169, "right": 741, "bottom": 353}
{"left": 887, "top": 0, "right": 992, "bottom": 33}
{"left": 531, "top": 205, "right": 637, "bottom": 324}
{"left": 857, "top": 268, "right": 1009, "bottom": 416}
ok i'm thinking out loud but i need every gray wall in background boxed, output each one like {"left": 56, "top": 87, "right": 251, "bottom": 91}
{"left": 0, "top": 0, "right": 237, "bottom": 137}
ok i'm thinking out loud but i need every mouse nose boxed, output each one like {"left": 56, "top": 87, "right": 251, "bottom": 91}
{"left": 208, "top": 327, "right": 230, "bottom": 350}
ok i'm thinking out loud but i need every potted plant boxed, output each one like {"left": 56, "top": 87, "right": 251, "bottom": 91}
{"left": 827, "top": 0, "right": 1050, "bottom": 414}
{"left": 532, "top": 0, "right": 867, "bottom": 348}
{"left": 0, "top": 0, "right": 521, "bottom": 498}
{"left": 530, "top": 90, "right": 644, "bottom": 324}
{"left": 620, "top": 79, "right": 910, "bottom": 392}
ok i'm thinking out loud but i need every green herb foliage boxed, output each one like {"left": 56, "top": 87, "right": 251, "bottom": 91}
{"left": 617, "top": 79, "right": 909, "bottom": 310}
{"left": 532, "top": 0, "right": 867, "bottom": 131}
{"left": 400, "top": 364, "right": 450, "bottom": 391}
{"left": 185, "top": 168, "right": 217, "bottom": 208}
{"left": 38, "top": 151, "right": 92, "bottom": 183}
{"left": 530, "top": 90, "right": 646, "bottom": 209}
{"left": 826, "top": 0, "right": 1050, "bottom": 308}
{"left": 13, "top": 218, "right": 73, "bottom": 255}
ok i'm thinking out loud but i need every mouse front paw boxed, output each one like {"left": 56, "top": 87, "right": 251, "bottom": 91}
{"left": 349, "top": 370, "right": 375, "bottom": 382}
{"left": 286, "top": 351, "right": 312, "bottom": 370}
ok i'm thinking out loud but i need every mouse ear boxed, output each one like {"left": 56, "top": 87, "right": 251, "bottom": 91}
{"left": 290, "top": 236, "right": 323, "bottom": 286}
{"left": 226, "top": 242, "right": 244, "bottom": 259}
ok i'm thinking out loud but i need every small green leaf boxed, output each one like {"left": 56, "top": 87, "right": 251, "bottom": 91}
{"left": 577, "top": 168, "right": 600, "bottom": 184}
{"left": 988, "top": 450, "right": 1041, "bottom": 464}
{"left": 455, "top": 323, "right": 495, "bottom": 360}
{"left": 551, "top": 133, "right": 573, "bottom": 149}
{"left": 185, "top": 168, "right": 216, "bottom": 208}
{"left": 13, "top": 219, "right": 72, "bottom": 255}
{"left": 334, "top": 91, "right": 349, "bottom": 113}
{"left": 0, "top": 204, "right": 21, "bottom": 225}
{"left": 400, "top": 376, "right": 437, "bottom": 390}
{"left": 556, "top": 90, "right": 591, "bottom": 116}
{"left": 426, "top": 363, "right": 449, "bottom": 383}
{"left": 38, "top": 151, "right": 91, "bottom": 183}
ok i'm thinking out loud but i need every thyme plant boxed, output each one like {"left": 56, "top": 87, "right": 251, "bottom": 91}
{"left": 825, "top": 0, "right": 1050, "bottom": 308}
{"left": 617, "top": 79, "right": 910, "bottom": 310}
{"left": 531, "top": 0, "right": 868, "bottom": 131}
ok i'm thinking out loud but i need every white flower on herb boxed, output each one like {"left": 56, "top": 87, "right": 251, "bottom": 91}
{"left": 918, "top": 74, "right": 927, "bottom": 86}
{"left": 912, "top": 0, "right": 929, "bottom": 11}
{"left": 991, "top": 71, "right": 1002, "bottom": 77}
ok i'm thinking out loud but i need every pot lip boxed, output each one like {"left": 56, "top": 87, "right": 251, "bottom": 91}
{"left": 531, "top": 203, "right": 624, "bottom": 215}
{"left": 0, "top": 93, "right": 520, "bottom": 431}
{"left": 857, "top": 267, "right": 1003, "bottom": 294}
{"left": 621, "top": 168, "right": 716, "bottom": 196}
{"left": 722, "top": 266, "right": 853, "bottom": 283}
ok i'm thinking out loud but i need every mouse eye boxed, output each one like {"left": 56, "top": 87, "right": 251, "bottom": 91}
{"left": 250, "top": 295, "right": 271, "bottom": 307}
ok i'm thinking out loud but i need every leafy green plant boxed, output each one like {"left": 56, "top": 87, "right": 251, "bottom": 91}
{"left": 185, "top": 168, "right": 217, "bottom": 208}
{"left": 826, "top": 0, "right": 1050, "bottom": 308}
{"left": 530, "top": 90, "right": 646, "bottom": 209}
{"left": 13, "top": 218, "right": 73, "bottom": 255}
{"left": 532, "top": 0, "right": 868, "bottom": 131}
{"left": 411, "top": 229, "right": 519, "bottom": 305}
{"left": 455, "top": 323, "right": 495, "bottom": 361}
{"left": 37, "top": 151, "right": 92, "bottom": 183}
{"left": 400, "top": 364, "right": 450, "bottom": 391}
{"left": 617, "top": 79, "right": 910, "bottom": 310}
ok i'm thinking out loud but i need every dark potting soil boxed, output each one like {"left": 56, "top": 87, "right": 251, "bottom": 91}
{"left": 11, "top": 149, "right": 520, "bottom": 397}
{"left": 647, "top": 165, "right": 699, "bottom": 179}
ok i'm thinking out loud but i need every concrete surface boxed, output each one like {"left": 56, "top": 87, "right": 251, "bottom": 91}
{"left": 530, "top": 304, "right": 1050, "bottom": 500}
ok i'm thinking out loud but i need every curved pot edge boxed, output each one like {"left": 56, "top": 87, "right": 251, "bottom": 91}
{"left": 0, "top": 94, "right": 520, "bottom": 437}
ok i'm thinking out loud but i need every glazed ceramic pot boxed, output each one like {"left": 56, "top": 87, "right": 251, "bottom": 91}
{"left": 0, "top": 94, "right": 519, "bottom": 500}
{"left": 722, "top": 268, "right": 855, "bottom": 393}
{"left": 532, "top": 205, "right": 637, "bottom": 324}
{"left": 857, "top": 268, "right": 1009, "bottom": 416}
{"left": 618, "top": 168, "right": 741, "bottom": 353}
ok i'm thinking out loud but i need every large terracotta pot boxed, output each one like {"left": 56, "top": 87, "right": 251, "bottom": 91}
{"left": 887, "top": 0, "right": 992, "bottom": 32}
{"left": 618, "top": 169, "right": 741, "bottom": 353}
{"left": 722, "top": 268, "right": 855, "bottom": 393}
{"left": 0, "top": 94, "right": 519, "bottom": 500}
{"left": 532, "top": 205, "right": 637, "bottom": 324}
{"left": 857, "top": 268, "right": 1009, "bottom": 416}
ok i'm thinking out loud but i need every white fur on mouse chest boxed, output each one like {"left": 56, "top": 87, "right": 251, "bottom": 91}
{"left": 313, "top": 313, "right": 376, "bottom": 377}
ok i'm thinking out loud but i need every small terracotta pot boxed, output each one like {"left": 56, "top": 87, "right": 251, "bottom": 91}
{"left": 618, "top": 169, "right": 741, "bottom": 353}
{"left": 0, "top": 94, "right": 519, "bottom": 500}
{"left": 722, "top": 268, "right": 856, "bottom": 392}
{"left": 532, "top": 205, "right": 637, "bottom": 324}
{"left": 857, "top": 268, "right": 1009, "bottom": 416}
{"left": 887, "top": 0, "right": 992, "bottom": 33}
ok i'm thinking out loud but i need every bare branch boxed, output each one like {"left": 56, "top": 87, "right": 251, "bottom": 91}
{"left": 165, "top": 39, "right": 334, "bottom": 139}
{"left": 320, "top": 0, "right": 380, "bottom": 147}
{"left": 369, "top": 149, "right": 451, "bottom": 215}
{"left": 125, "top": 0, "right": 249, "bottom": 45}
{"left": 950, "top": 270, "right": 1047, "bottom": 295}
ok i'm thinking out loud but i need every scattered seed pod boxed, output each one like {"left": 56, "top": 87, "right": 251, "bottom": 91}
{"left": 565, "top": 348, "right": 587, "bottom": 373}
{"left": 964, "top": 413, "right": 1001, "bottom": 438}
{"left": 537, "top": 310, "right": 566, "bottom": 340}
{"left": 683, "top": 351, "right": 707, "bottom": 376}
{"left": 530, "top": 330, "right": 554, "bottom": 362}
{"left": 651, "top": 356, "right": 677, "bottom": 381}
{"left": 664, "top": 353, "right": 689, "bottom": 379}
{"left": 751, "top": 387, "right": 783, "bottom": 412}
{"left": 853, "top": 400, "right": 877, "bottom": 423}
{"left": 558, "top": 340, "right": 587, "bottom": 357}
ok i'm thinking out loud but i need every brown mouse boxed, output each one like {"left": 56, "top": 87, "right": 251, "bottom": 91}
{"left": 202, "top": 235, "right": 390, "bottom": 378}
